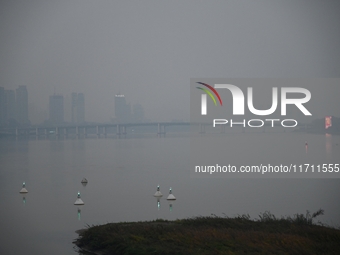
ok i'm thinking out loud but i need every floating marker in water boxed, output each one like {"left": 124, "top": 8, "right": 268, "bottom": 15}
{"left": 74, "top": 191, "right": 84, "bottom": 205}
{"left": 167, "top": 187, "right": 176, "bottom": 200}
{"left": 154, "top": 185, "right": 163, "bottom": 197}
{"left": 81, "top": 178, "right": 88, "bottom": 184}
{"left": 19, "top": 182, "right": 28, "bottom": 193}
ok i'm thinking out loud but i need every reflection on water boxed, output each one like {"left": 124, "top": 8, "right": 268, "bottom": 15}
{"left": 77, "top": 208, "right": 82, "bottom": 221}
{"left": 0, "top": 133, "right": 339, "bottom": 254}
{"left": 156, "top": 197, "right": 161, "bottom": 210}
{"left": 22, "top": 195, "right": 26, "bottom": 205}
{"left": 153, "top": 197, "right": 175, "bottom": 212}
{"left": 168, "top": 200, "right": 175, "bottom": 212}
{"left": 325, "top": 133, "right": 332, "bottom": 156}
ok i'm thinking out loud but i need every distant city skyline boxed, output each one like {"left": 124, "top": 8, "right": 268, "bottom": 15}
{"left": 0, "top": 84, "right": 150, "bottom": 126}
{"left": 1, "top": 83, "right": 339, "bottom": 127}
{"left": 113, "top": 94, "right": 146, "bottom": 124}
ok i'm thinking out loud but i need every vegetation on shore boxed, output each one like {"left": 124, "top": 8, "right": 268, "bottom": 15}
{"left": 74, "top": 209, "right": 340, "bottom": 255}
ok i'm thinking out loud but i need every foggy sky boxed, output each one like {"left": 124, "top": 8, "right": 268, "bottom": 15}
{"left": 1, "top": 0, "right": 340, "bottom": 124}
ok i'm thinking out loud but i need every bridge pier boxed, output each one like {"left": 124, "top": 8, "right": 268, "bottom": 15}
{"left": 116, "top": 125, "right": 126, "bottom": 138}
{"left": 116, "top": 125, "right": 120, "bottom": 137}
{"left": 122, "top": 126, "right": 126, "bottom": 136}
{"left": 96, "top": 125, "right": 100, "bottom": 138}
{"left": 157, "top": 123, "right": 166, "bottom": 137}
{"left": 1, "top": 122, "right": 194, "bottom": 140}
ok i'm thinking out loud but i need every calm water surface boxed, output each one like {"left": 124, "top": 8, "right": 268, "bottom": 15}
{"left": 0, "top": 131, "right": 339, "bottom": 254}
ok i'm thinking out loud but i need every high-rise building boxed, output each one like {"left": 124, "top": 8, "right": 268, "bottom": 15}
{"left": 0, "top": 86, "right": 30, "bottom": 127}
{"left": 71, "top": 92, "right": 85, "bottom": 124}
{"left": 0, "top": 87, "right": 4, "bottom": 126}
{"left": 76, "top": 93, "right": 85, "bottom": 123}
{"left": 71, "top": 92, "right": 77, "bottom": 123}
{"left": 114, "top": 94, "right": 131, "bottom": 123}
{"left": 5, "top": 90, "right": 16, "bottom": 125}
{"left": 132, "top": 103, "right": 145, "bottom": 123}
{"left": 15, "top": 85, "right": 29, "bottom": 125}
{"left": 49, "top": 94, "right": 64, "bottom": 124}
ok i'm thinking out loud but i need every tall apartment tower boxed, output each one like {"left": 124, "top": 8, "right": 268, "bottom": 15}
{"left": 114, "top": 94, "right": 131, "bottom": 123}
{"left": 5, "top": 90, "right": 16, "bottom": 124}
{"left": 0, "top": 87, "right": 4, "bottom": 126}
{"left": 15, "top": 85, "right": 29, "bottom": 125}
{"left": 71, "top": 92, "right": 85, "bottom": 124}
{"left": 71, "top": 92, "right": 77, "bottom": 123}
{"left": 49, "top": 94, "right": 64, "bottom": 125}
{"left": 132, "top": 104, "right": 145, "bottom": 123}
{"left": 0, "top": 86, "right": 29, "bottom": 126}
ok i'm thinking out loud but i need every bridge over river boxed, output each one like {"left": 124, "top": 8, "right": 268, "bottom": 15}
{"left": 0, "top": 122, "right": 191, "bottom": 138}
{"left": 0, "top": 121, "right": 309, "bottom": 139}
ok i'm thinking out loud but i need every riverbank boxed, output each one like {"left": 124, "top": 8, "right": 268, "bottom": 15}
{"left": 74, "top": 210, "right": 340, "bottom": 255}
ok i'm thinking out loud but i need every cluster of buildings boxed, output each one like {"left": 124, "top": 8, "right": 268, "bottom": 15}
{"left": 0, "top": 86, "right": 85, "bottom": 127}
{"left": 47, "top": 92, "right": 85, "bottom": 125}
{"left": 113, "top": 94, "right": 145, "bottom": 124}
{"left": 0, "top": 86, "right": 29, "bottom": 127}
{"left": 47, "top": 92, "right": 146, "bottom": 125}
{"left": 0, "top": 86, "right": 146, "bottom": 127}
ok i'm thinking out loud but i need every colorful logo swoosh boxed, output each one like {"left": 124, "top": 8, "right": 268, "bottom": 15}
{"left": 196, "top": 82, "right": 223, "bottom": 106}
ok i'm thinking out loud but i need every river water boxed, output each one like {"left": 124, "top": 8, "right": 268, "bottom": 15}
{"left": 0, "top": 131, "right": 339, "bottom": 254}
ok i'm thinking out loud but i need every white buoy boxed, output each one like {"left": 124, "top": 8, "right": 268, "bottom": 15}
{"left": 81, "top": 178, "right": 88, "bottom": 184}
{"left": 154, "top": 185, "right": 163, "bottom": 197}
{"left": 167, "top": 187, "right": 176, "bottom": 200}
{"left": 19, "top": 182, "right": 28, "bottom": 193}
{"left": 74, "top": 192, "right": 84, "bottom": 205}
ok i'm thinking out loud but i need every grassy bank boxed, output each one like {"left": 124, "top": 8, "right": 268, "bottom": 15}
{"left": 74, "top": 210, "right": 340, "bottom": 255}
